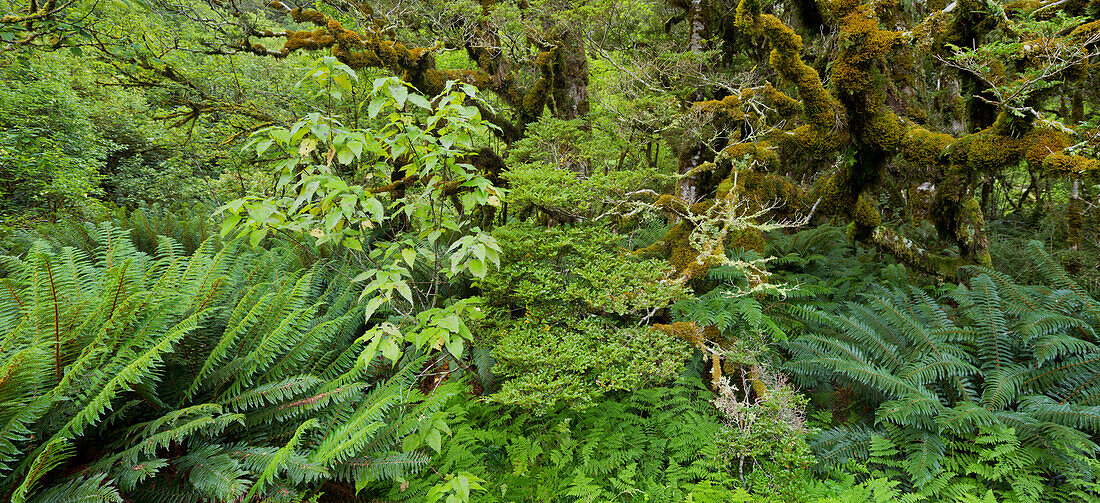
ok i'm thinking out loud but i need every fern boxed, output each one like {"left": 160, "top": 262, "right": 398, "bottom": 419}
{"left": 0, "top": 225, "right": 450, "bottom": 502}
{"left": 389, "top": 371, "right": 749, "bottom": 502}
{"left": 788, "top": 269, "right": 1100, "bottom": 496}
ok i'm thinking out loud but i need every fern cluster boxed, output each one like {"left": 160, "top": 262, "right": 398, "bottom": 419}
{"left": 786, "top": 242, "right": 1100, "bottom": 500}
{"left": 0, "top": 224, "right": 450, "bottom": 502}
{"left": 390, "top": 370, "right": 745, "bottom": 502}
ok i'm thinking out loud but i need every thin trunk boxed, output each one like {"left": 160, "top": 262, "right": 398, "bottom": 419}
{"left": 1069, "top": 179, "right": 1082, "bottom": 250}
{"left": 676, "top": 0, "right": 709, "bottom": 203}
{"left": 550, "top": 28, "right": 590, "bottom": 121}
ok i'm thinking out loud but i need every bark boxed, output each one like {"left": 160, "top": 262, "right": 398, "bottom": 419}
{"left": 550, "top": 28, "right": 590, "bottom": 121}
{"left": 675, "top": 0, "right": 711, "bottom": 205}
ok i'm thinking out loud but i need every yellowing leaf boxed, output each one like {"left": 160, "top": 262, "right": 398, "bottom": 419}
{"left": 298, "top": 138, "right": 318, "bottom": 157}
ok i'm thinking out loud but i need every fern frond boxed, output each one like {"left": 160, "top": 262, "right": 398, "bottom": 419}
{"left": 25, "top": 473, "right": 121, "bottom": 503}
{"left": 1019, "top": 395, "right": 1100, "bottom": 432}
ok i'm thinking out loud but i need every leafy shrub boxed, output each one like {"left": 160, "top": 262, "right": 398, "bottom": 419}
{"left": 479, "top": 222, "right": 690, "bottom": 411}
{"left": 713, "top": 370, "right": 815, "bottom": 501}
{"left": 0, "top": 53, "right": 106, "bottom": 217}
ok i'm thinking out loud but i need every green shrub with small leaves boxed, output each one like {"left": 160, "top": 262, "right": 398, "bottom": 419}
{"left": 478, "top": 222, "right": 690, "bottom": 411}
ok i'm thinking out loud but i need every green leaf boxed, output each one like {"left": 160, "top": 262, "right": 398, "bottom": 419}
{"left": 445, "top": 337, "right": 464, "bottom": 360}
{"left": 457, "top": 474, "right": 470, "bottom": 499}
{"left": 402, "top": 248, "right": 416, "bottom": 267}
{"left": 309, "top": 123, "right": 331, "bottom": 141}
{"left": 343, "top": 237, "right": 363, "bottom": 251}
{"left": 368, "top": 97, "right": 387, "bottom": 118}
{"left": 337, "top": 148, "right": 353, "bottom": 165}
{"left": 426, "top": 428, "right": 442, "bottom": 453}
{"left": 362, "top": 296, "right": 386, "bottom": 321}
{"left": 249, "top": 228, "right": 267, "bottom": 248}
{"left": 389, "top": 82, "right": 409, "bottom": 109}
{"left": 396, "top": 281, "right": 413, "bottom": 304}
{"left": 381, "top": 337, "right": 402, "bottom": 363}
{"left": 407, "top": 94, "right": 431, "bottom": 109}
{"left": 220, "top": 214, "right": 242, "bottom": 237}
{"left": 254, "top": 138, "right": 273, "bottom": 155}
{"left": 466, "top": 258, "right": 486, "bottom": 279}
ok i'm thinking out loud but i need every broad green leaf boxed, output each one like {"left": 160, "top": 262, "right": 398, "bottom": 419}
{"left": 426, "top": 428, "right": 442, "bottom": 453}
{"left": 466, "top": 258, "right": 486, "bottom": 279}
{"left": 445, "top": 337, "right": 464, "bottom": 360}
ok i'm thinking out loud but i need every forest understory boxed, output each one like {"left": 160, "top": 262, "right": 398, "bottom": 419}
{"left": 2, "top": 0, "right": 1100, "bottom": 501}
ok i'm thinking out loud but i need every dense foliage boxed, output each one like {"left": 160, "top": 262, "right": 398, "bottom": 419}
{"left": 3, "top": 0, "right": 1100, "bottom": 500}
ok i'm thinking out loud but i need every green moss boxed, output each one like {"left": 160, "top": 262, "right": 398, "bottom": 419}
{"left": 720, "top": 142, "right": 779, "bottom": 169}
{"left": 948, "top": 131, "right": 1024, "bottom": 173}
{"left": 655, "top": 321, "right": 706, "bottom": 349}
{"left": 852, "top": 194, "right": 881, "bottom": 228}
{"left": 902, "top": 126, "right": 953, "bottom": 165}
{"left": 1042, "top": 153, "right": 1100, "bottom": 177}
{"left": 695, "top": 94, "right": 746, "bottom": 124}
{"left": 832, "top": 5, "right": 899, "bottom": 98}
{"left": 289, "top": 7, "right": 327, "bottom": 25}
{"left": 863, "top": 109, "right": 908, "bottom": 151}
{"left": 1022, "top": 128, "right": 1071, "bottom": 169}
{"left": 521, "top": 79, "right": 550, "bottom": 117}
{"left": 763, "top": 83, "right": 802, "bottom": 118}
{"left": 730, "top": 228, "right": 766, "bottom": 253}
{"left": 738, "top": 0, "right": 842, "bottom": 132}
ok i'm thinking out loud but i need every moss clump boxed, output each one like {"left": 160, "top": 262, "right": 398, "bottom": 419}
{"left": 1070, "top": 19, "right": 1100, "bottom": 44}
{"left": 289, "top": 7, "right": 328, "bottom": 25}
{"left": 655, "top": 321, "right": 707, "bottom": 349}
{"left": 832, "top": 4, "right": 899, "bottom": 98}
{"left": 948, "top": 132, "right": 1024, "bottom": 173}
{"left": 763, "top": 83, "right": 802, "bottom": 118}
{"left": 720, "top": 142, "right": 779, "bottom": 171}
{"left": 817, "top": 174, "right": 850, "bottom": 212}
{"left": 1042, "top": 153, "right": 1100, "bottom": 177}
{"left": 824, "top": 0, "right": 863, "bottom": 19}
{"left": 282, "top": 28, "right": 336, "bottom": 53}
{"left": 789, "top": 124, "right": 846, "bottom": 155}
{"left": 438, "top": 69, "right": 493, "bottom": 90}
{"left": 690, "top": 200, "right": 716, "bottom": 215}
{"left": 654, "top": 194, "right": 690, "bottom": 214}
{"left": 902, "top": 125, "right": 954, "bottom": 166}
{"left": 637, "top": 221, "right": 719, "bottom": 280}
{"left": 852, "top": 194, "right": 881, "bottom": 228}
{"left": 1022, "top": 128, "right": 1071, "bottom": 169}
{"left": 695, "top": 94, "right": 747, "bottom": 124}
{"left": 729, "top": 228, "right": 766, "bottom": 253}
{"left": 737, "top": 0, "right": 842, "bottom": 132}
{"left": 863, "top": 109, "right": 908, "bottom": 151}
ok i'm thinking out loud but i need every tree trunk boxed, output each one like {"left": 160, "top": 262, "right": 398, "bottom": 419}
{"left": 676, "top": 0, "right": 709, "bottom": 204}
{"left": 550, "top": 29, "right": 590, "bottom": 121}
